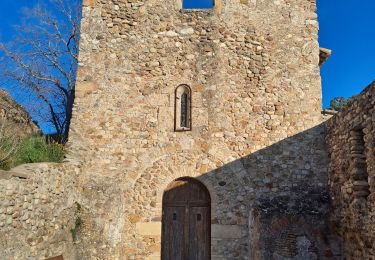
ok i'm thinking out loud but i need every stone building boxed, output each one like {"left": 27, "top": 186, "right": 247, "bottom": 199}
{"left": 0, "top": 0, "right": 373, "bottom": 259}
{"left": 67, "top": 0, "right": 337, "bottom": 258}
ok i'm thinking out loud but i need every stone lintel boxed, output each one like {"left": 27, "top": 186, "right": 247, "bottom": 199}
{"left": 212, "top": 224, "right": 244, "bottom": 239}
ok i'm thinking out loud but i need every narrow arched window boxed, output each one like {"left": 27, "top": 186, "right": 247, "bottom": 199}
{"left": 175, "top": 85, "right": 192, "bottom": 131}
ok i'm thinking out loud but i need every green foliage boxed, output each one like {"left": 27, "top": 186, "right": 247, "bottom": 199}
{"left": 15, "top": 135, "right": 64, "bottom": 164}
{"left": 70, "top": 202, "right": 82, "bottom": 241}
{"left": 0, "top": 134, "right": 64, "bottom": 170}
{"left": 329, "top": 96, "right": 348, "bottom": 111}
{"left": 70, "top": 216, "right": 82, "bottom": 241}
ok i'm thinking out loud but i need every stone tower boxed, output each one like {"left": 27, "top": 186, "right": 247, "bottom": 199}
{"left": 69, "top": 0, "right": 334, "bottom": 258}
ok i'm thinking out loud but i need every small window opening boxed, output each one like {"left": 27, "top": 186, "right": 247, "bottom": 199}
{"left": 197, "top": 214, "right": 202, "bottom": 221}
{"left": 182, "top": 0, "right": 214, "bottom": 9}
{"left": 173, "top": 213, "right": 177, "bottom": 220}
{"left": 174, "top": 85, "right": 192, "bottom": 131}
{"left": 350, "top": 129, "right": 370, "bottom": 198}
{"left": 181, "top": 93, "right": 189, "bottom": 128}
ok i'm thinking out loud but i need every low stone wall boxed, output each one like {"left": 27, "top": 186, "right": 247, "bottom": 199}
{"left": 326, "top": 80, "right": 375, "bottom": 259}
{"left": 0, "top": 163, "right": 78, "bottom": 260}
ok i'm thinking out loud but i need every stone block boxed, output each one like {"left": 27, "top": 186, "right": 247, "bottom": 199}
{"left": 211, "top": 224, "right": 243, "bottom": 239}
{"left": 136, "top": 222, "right": 161, "bottom": 236}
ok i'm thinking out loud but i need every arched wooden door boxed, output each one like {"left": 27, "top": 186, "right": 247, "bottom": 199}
{"left": 161, "top": 177, "right": 211, "bottom": 260}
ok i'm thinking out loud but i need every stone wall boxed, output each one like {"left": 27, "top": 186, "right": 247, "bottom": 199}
{"left": 66, "top": 0, "right": 335, "bottom": 259}
{"left": 0, "top": 163, "right": 78, "bottom": 260}
{"left": 326, "top": 81, "right": 375, "bottom": 259}
{"left": 250, "top": 187, "right": 341, "bottom": 259}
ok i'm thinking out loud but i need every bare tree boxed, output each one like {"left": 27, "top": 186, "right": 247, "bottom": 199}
{"left": 0, "top": 0, "right": 82, "bottom": 143}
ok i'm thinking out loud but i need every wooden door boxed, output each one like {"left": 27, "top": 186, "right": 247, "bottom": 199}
{"left": 162, "top": 177, "right": 211, "bottom": 260}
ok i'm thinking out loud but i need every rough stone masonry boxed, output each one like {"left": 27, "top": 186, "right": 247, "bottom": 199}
{"left": 67, "top": 0, "right": 335, "bottom": 258}
{"left": 327, "top": 81, "right": 375, "bottom": 260}
{"left": 1, "top": 0, "right": 372, "bottom": 259}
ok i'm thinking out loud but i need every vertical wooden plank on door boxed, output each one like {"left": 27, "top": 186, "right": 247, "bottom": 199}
{"left": 162, "top": 206, "right": 185, "bottom": 260}
{"left": 188, "top": 206, "right": 210, "bottom": 260}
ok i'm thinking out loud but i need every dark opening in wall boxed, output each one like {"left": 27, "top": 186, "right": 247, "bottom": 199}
{"left": 174, "top": 85, "right": 192, "bottom": 131}
{"left": 349, "top": 129, "right": 370, "bottom": 198}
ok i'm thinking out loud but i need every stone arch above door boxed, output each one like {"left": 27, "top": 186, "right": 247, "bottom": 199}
{"left": 156, "top": 174, "right": 218, "bottom": 221}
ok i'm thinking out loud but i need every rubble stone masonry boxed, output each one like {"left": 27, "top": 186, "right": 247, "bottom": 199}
{"left": 0, "top": 163, "right": 78, "bottom": 260}
{"left": 0, "top": 0, "right": 353, "bottom": 259}
{"left": 66, "top": 0, "right": 335, "bottom": 258}
{"left": 327, "top": 81, "right": 375, "bottom": 259}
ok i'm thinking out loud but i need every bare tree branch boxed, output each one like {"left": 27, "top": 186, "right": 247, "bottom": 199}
{"left": 0, "top": 0, "right": 82, "bottom": 143}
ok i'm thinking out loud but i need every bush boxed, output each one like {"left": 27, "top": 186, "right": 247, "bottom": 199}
{"left": 15, "top": 135, "right": 65, "bottom": 165}
{"left": 0, "top": 134, "right": 64, "bottom": 170}
{"left": 329, "top": 96, "right": 348, "bottom": 111}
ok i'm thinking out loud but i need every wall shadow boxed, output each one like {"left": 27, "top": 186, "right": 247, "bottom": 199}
{"left": 179, "top": 122, "right": 343, "bottom": 259}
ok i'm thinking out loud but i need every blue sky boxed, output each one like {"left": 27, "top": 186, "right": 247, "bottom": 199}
{"left": 183, "top": 0, "right": 214, "bottom": 9}
{"left": 0, "top": 0, "right": 374, "bottom": 129}
{"left": 317, "top": 0, "right": 375, "bottom": 107}
{"left": 0, "top": 0, "right": 34, "bottom": 41}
